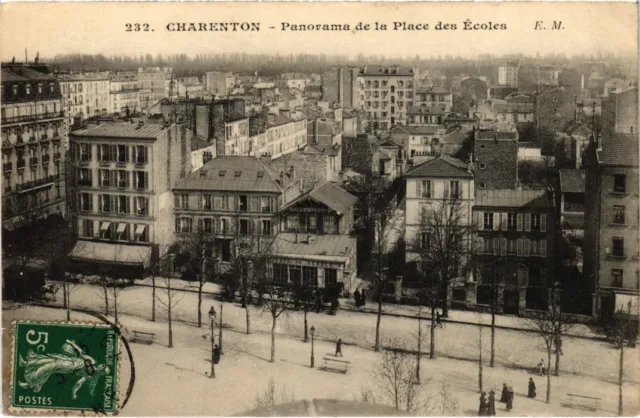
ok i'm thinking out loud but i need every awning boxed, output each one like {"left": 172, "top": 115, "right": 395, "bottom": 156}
{"left": 100, "top": 222, "right": 111, "bottom": 232}
{"left": 134, "top": 225, "right": 146, "bottom": 236}
{"left": 69, "top": 240, "right": 152, "bottom": 269}
{"left": 614, "top": 291, "right": 640, "bottom": 317}
{"left": 116, "top": 223, "right": 127, "bottom": 234}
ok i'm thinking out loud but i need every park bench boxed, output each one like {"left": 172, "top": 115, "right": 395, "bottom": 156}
{"left": 564, "top": 393, "right": 601, "bottom": 411}
{"left": 322, "top": 356, "right": 350, "bottom": 374}
{"left": 130, "top": 330, "right": 156, "bottom": 345}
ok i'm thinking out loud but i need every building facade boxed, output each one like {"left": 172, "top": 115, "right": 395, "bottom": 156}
{"left": 135, "top": 67, "right": 175, "bottom": 101}
{"left": 204, "top": 71, "right": 236, "bottom": 96}
{"left": 601, "top": 86, "right": 638, "bottom": 135}
{"left": 358, "top": 66, "right": 415, "bottom": 131}
{"left": 498, "top": 61, "right": 520, "bottom": 88}
{"left": 535, "top": 86, "right": 577, "bottom": 133}
{"left": 1, "top": 63, "right": 67, "bottom": 241}
{"left": 321, "top": 66, "right": 360, "bottom": 109}
{"left": 414, "top": 87, "right": 453, "bottom": 112}
{"left": 248, "top": 112, "right": 307, "bottom": 160}
{"left": 67, "top": 121, "right": 192, "bottom": 273}
{"left": 474, "top": 130, "right": 519, "bottom": 190}
{"left": 58, "top": 73, "right": 110, "bottom": 127}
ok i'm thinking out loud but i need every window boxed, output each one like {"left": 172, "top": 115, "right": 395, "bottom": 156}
{"left": 323, "top": 215, "right": 337, "bottom": 234}
{"left": 614, "top": 174, "right": 626, "bottom": 193}
{"left": 78, "top": 168, "right": 92, "bottom": 186}
{"left": 421, "top": 231, "right": 431, "bottom": 249}
{"left": 25, "top": 84, "right": 31, "bottom": 95}
{"left": 98, "top": 144, "right": 111, "bottom": 162}
{"left": 117, "top": 195, "right": 129, "bottom": 214}
{"left": 83, "top": 220, "right": 94, "bottom": 238}
{"left": 261, "top": 196, "right": 272, "bottom": 212}
{"left": 100, "top": 169, "right": 111, "bottom": 187}
{"left": 476, "top": 237, "right": 484, "bottom": 254}
{"left": 289, "top": 266, "right": 302, "bottom": 285}
{"left": 524, "top": 214, "right": 531, "bottom": 232}
{"left": 79, "top": 193, "right": 92, "bottom": 212}
{"left": 239, "top": 219, "right": 250, "bottom": 235}
{"left": 176, "top": 217, "right": 192, "bottom": 233}
{"left": 219, "top": 218, "right": 229, "bottom": 234}
{"left": 523, "top": 239, "right": 531, "bottom": 257}
{"left": 508, "top": 239, "right": 517, "bottom": 255}
{"left": 117, "top": 170, "right": 128, "bottom": 188}
{"left": 202, "top": 218, "right": 213, "bottom": 233}
{"left": 80, "top": 144, "right": 91, "bottom": 161}
{"left": 287, "top": 214, "right": 299, "bottom": 232}
{"left": 134, "top": 224, "right": 148, "bottom": 242}
{"left": 483, "top": 213, "right": 493, "bottom": 230}
{"left": 176, "top": 194, "right": 189, "bottom": 209}
{"left": 303, "top": 266, "right": 318, "bottom": 287}
{"left": 135, "top": 197, "right": 148, "bottom": 216}
{"left": 612, "top": 269, "right": 623, "bottom": 287}
{"left": 325, "top": 268, "right": 338, "bottom": 286}
{"left": 99, "top": 194, "right": 111, "bottom": 213}
{"left": 37, "top": 84, "right": 42, "bottom": 94}
{"left": 238, "top": 195, "right": 248, "bottom": 212}
{"left": 100, "top": 222, "right": 112, "bottom": 240}
{"left": 135, "top": 171, "right": 148, "bottom": 190}
{"left": 261, "top": 220, "right": 272, "bottom": 236}
{"left": 450, "top": 181, "right": 460, "bottom": 199}
{"left": 531, "top": 214, "right": 545, "bottom": 231}
{"left": 479, "top": 163, "right": 486, "bottom": 169}
{"left": 135, "top": 146, "right": 148, "bottom": 164}
{"left": 417, "top": 180, "right": 431, "bottom": 198}
{"left": 202, "top": 194, "right": 212, "bottom": 210}
{"left": 612, "top": 237, "right": 624, "bottom": 258}
{"left": 273, "top": 264, "right": 288, "bottom": 284}
{"left": 508, "top": 213, "right": 517, "bottom": 230}
{"left": 116, "top": 223, "right": 128, "bottom": 241}
{"left": 613, "top": 205, "right": 625, "bottom": 224}
{"left": 117, "top": 145, "right": 129, "bottom": 163}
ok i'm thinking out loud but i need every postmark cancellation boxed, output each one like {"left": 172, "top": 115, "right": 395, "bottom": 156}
{"left": 10, "top": 321, "right": 120, "bottom": 415}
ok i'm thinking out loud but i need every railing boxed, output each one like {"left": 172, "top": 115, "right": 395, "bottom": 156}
{"left": 30, "top": 157, "right": 38, "bottom": 166}
{"left": 3, "top": 162, "right": 13, "bottom": 172}
{"left": 15, "top": 175, "right": 58, "bottom": 192}
{"left": 42, "top": 155, "right": 51, "bottom": 164}
{"left": 1, "top": 111, "right": 65, "bottom": 125}
{"left": 77, "top": 179, "right": 92, "bottom": 186}
{"left": 17, "top": 160, "right": 26, "bottom": 169}
{"left": 53, "top": 152, "right": 61, "bottom": 161}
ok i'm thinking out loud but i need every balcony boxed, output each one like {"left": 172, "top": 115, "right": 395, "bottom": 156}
{"left": 53, "top": 152, "right": 61, "bottom": 161}
{"left": 30, "top": 157, "right": 38, "bottom": 167}
{"left": 16, "top": 175, "right": 58, "bottom": 192}
{"left": 3, "top": 162, "right": 12, "bottom": 173}
{"left": 42, "top": 155, "right": 51, "bottom": 164}
{"left": 1, "top": 111, "right": 65, "bottom": 125}
{"left": 77, "top": 179, "right": 92, "bottom": 187}
{"left": 17, "top": 160, "right": 26, "bottom": 170}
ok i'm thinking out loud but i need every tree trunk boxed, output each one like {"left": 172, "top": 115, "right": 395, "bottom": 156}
{"left": 103, "top": 284, "right": 109, "bottom": 315}
{"left": 479, "top": 324, "right": 483, "bottom": 392}
{"left": 112, "top": 285, "right": 118, "bottom": 325}
{"left": 441, "top": 278, "right": 449, "bottom": 318}
{"left": 430, "top": 303, "right": 435, "bottom": 359}
{"left": 554, "top": 337, "right": 560, "bottom": 376}
{"left": 63, "top": 280, "right": 68, "bottom": 309}
{"left": 65, "top": 285, "right": 71, "bottom": 322}
{"left": 375, "top": 293, "right": 382, "bottom": 351}
{"left": 416, "top": 309, "right": 422, "bottom": 384}
{"left": 304, "top": 310, "right": 308, "bottom": 343}
{"left": 546, "top": 346, "right": 552, "bottom": 403}
{"left": 618, "top": 343, "right": 624, "bottom": 416}
{"left": 197, "top": 279, "right": 203, "bottom": 328}
{"left": 270, "top": 317, "right": 276, "bottom": 363}
{"left": 168, "top": 276, "right": 173, "bottom": 348}
{"left": 218, "top": 302, "right": 224, "bottom": 354}
{"left": 490, "top": 311, "right": 496, "bottom": 368}
{"left": 151, "top": 276, "right": 156, "bottom": 322}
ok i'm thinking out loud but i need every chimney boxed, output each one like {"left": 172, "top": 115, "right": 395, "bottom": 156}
{"left": 295, "top": 232, "right": 298, "bottom": 244}
{"left": 307, "top": 234, "right": 312, "bottom": 244}
{"left": 313, "top": 121, "right": 319, "bottom": 145}
{"left": 281, "top": 108, "right": 291, "bottom": 119}
{"left": 289, "top": 165, "right": 295, "bottom": 180}
{"left": 267, "top": 113, "right": 276, "bottom": 124}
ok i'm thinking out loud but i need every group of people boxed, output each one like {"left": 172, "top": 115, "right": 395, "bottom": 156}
{"left": 478, "top": 390, "right": 496, "bottom": 416}
{"left": 353, "top": 289, "right": 367, "bottom": 308}
{"left": 481, "top": 378, "right": 536, "bottom": 415}
{"left": 499, "top": 384, "right": 515, "bottom": 412}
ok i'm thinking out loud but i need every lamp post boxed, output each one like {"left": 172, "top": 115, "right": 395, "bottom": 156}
{"left": 310, "top": 326, "right": 316, "bottom": 368}
{"left": 208, "top": 306, "right": 217, "bottom": 379}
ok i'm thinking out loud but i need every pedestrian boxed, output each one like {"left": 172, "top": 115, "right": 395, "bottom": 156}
{"left": 487, "top": 390, "right": 496, "bottom": 416}
{"left": 528, "top": 378, "right": 536, "bottom": 398}
{"left": 500, "top": 383, "right": 508, "bottom": 403}
{"left": 361, "top": 289, "right": 367, "bottom": 307}
{"left": 555, "top": 336, "right": 564, "bottom": 355}
{"left": 213, "top": 344, "right": 221, "bottom": 365}
{"left": 538, "top": 359, "right": 546, "bottom": 376}
{"left": 505, "top": 386, "right": 514, "bottom": 411}
{"left": 436, "top": 311, "right": 444, "bottom": 328}
{"left": 335, "top": 338, "right": 343, "bottom": 357}
{"left": 478, "top": 391, "right": 488, "bottom": 416}
{"left": 354, "top": 289, "right": 361, "bottom": 308}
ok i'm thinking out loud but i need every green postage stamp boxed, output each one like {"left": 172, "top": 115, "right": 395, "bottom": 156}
{"left": 10, "top": 321, "right": 120, "bottom": 414}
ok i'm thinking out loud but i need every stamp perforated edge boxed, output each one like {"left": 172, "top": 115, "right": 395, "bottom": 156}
{"left": 8, "top": 319, "right": 122, "bottom": 416}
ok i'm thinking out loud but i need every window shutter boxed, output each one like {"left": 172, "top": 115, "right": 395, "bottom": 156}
{"left": 175, "top": 218, "right": 179, "bottom": 232}
{"left": 500, "top": 238, "right": 507, "bottom": 256}
{"left": 188, "top": 218, "right": 193, "bottom": 233}
{"left": 517, "top": 214, "right": 523, "bottom": 231}
{"left": 477, "top": 237, "right": 484, "bottom": 254}
{"left": 197, "top": 195, "right": 203, "bottom": 210}
{"left": 175, "top": 194, "right": 180, "bottom": 208}
{"left": 492, "top": 238, "right": 499, "bottom": 255}
{"left": 524, "top": 239, "right": 531, "bottom": 257}
{"left": 110, "top": 145, "right": 116, "bottom": 161}
{"left": 501, "top": 213, "right": 507, "bottom": 231}
{"left": 214, "top": 196, "right": 221, "bottom": 210}
{"left": 540, "top": 240, "right": 547, "bottom": 257}
{"left": 540, "top": 214, "right": 547, "bottom": 232}
{"left": 458, "top": 183, "right": 463, "bottom": 199}
{"left": 517, "top": 238, "right": 523, "bottom": 256}
{"left": 144, "top": 146, "right": 148, "bottom": 163}
{"left": 198, "top": 218, "right": 204, "bottom": 232}
{"left": 477, "top": 211, "right": 483, "bottom": 230}
{"left": 144, "top": 172, "right": 149, "bottom": 190}
{"left": 525, "top": 214, "right": 531, "bottom": 232}
{"left": 443, "top": 181, "right": 450, "bottom": 199}
{"left": 126, "top": 196, "right": 131, "bottom": 214}
{"left": 493, "top": 213, "right": 500, "bottom": 231}
{"left": 416, "top": 181, "right": 422, "bottom": 198}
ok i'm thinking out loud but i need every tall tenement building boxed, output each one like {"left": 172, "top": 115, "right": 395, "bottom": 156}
{"left": 321, "top": 66, "right": 360, "bottom": 109}
{"left": 1, "top": 63, "right": 67, "bottom": 245}
{"left": 358, "top": 66, "right": 415, "bottom": 132}
{"left": 66, "top": 120, "right": 192, "bottom": 276}
{"left": 498, "top": 60, "right": 520, "bottom": 88}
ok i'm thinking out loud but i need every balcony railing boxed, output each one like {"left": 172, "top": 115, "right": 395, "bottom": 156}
{"left": 1, "top": 111, "right": 65, "bottom": 125}
{"left": 30, "top": 157, "right": 38, "bottom": 166}
{"left": 17, "top": 160, "right": 26, "bottom": 170}
{"left": 15, "top": 175, "right": 58, "bottom": 192}
{"left": 42, "top": 155, "right": 51, "bottom": 164}
{"left": 77, "top": 179, "right": 92, "bottom": 186}
{"left": 3, "top": 162, "right": 13, "bottom": 172}
{"left": 53, "top": 152, "right": 61, "bottom": 161}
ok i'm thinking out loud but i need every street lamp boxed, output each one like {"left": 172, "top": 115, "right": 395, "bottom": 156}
{"left": 310, "top": 326, "right": 316, "bottom": 368}
{"left": 208, "top": 306, "right": 217, "bottom": 379}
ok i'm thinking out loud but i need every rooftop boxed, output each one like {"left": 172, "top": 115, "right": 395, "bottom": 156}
{"left": 390, "top": 125, "right": 444, "bottom": 135}
{"left": 475, "top": 130, "right": 519, "bottom": 141}
{"left": 2, "top": 66, "right": 56, "bottom": 82}
{"left": 416, "top": 86, "right": 451, "bottom": 95}
{"left": 559, "top": 169, "right": 586, "bottom": 194}
{"left": 281, "top": 181, "right": 357, "bottom": 215}
{"left": 407, "top": 105, "right": 448, "bottom": 115}
{"left": 174, "top": 156, "right": 282, "bottom": 193}
{"left": 475, "top": 189, "right": 554, "bottom": 209}
{"left": 597, "top": 133, "right": 639, "bottom": 167}
{"left": 406, "top": 155, "right": 472, "bottom": 179}
{"left": 270, "top": 233, "right": 357, "bottom": 259}
{"left": 70, "top": 122, "right": 169, "bottom": 139}
{"left": 359, "top": 66, "right": 414, "bottom": 77}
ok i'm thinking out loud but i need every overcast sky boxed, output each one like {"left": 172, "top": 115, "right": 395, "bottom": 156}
{"left": 1, "top": 2, "right": 637, "bottom": 61}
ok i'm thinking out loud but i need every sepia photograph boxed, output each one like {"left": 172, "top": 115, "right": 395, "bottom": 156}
{"left": 0, "top": 1, "right": 638, "bottom": 416}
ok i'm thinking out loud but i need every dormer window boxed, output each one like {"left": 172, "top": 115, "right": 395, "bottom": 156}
{"left": 25, "top": 84, "right": 31, "bottom": 95}
{"left": 219, "top": 170, "right": 226, "bottom": 177}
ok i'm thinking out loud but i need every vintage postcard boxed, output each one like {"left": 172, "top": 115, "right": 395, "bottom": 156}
{"left": 1, "top": 2, "right": 638, "bottom": 416}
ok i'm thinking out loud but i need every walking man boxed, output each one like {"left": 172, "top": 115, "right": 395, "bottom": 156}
{"left": 436, "top": 311, "right": 444, "bottom": 328}
{"left": 335, "top": 338, "right": 343, "bottom": 357}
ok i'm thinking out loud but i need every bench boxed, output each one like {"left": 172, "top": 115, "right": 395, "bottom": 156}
{"left": 130, "top": 330, "right": 156, "bottom": 345}
{"left": 564, "top": 393, "right": 601, "bottom": 411}
{"left": 322, "top": 356, "right": 350, "bottom": 374}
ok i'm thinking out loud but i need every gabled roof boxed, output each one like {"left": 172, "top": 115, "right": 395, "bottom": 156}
{"left": 378, "top": 137, "right": 403, "bottom": 148}
{"left": 406, "top": 155, "right": 472, "bottom": 179}
{"left": 281, "top": 181, "right": 356, "bottom": 215}
{"left": 270, "top": 233, "right": 357, "bottom": 260}
{"left": 559, "top": 169, "right": 586, "bottom": 194}
{"left": 597, "top": 133, "right": 639, "bottom": 167}
{"left": 173, "top": 156, "right": 282, "bottom": 193}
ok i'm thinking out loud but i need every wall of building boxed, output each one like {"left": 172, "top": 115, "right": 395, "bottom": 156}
{"left": 474, "top": 138, "right": 518, "bottom": 189}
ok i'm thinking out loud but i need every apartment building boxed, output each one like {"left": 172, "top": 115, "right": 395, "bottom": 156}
{"left": 58, "top": 73, "right": 110, "bottom": 126}
{"left": 67, "top": 120, "right": 192, "bottom": 274}
{"left": 1, "top": 63, "right": 66, "bottom": 243}
{"left": 601, "top": 86, "right": 638, "bottom": 135}
{"left": 248, "top": 111, "right": 307, "bottom": 159}
{"left": 583, "top": 133, "right": 639, "bottom": 321}
{"left": 321, "top": 66, "right": 360, "bottom": 108}
{"left": 358, "top": 66, "right": 415, "bottom": 131}
{"left": 414, "top": 86, "right": 453, "bottom": 112}
{"left": 473, "top": 189, "right": 556, "bottom": 314}
{"left": 204, "top": 71, "right": 236, "bottom": 96}
{"left": 109, "top": 76, "right": 141, "bottom": 115}
{"left": 498, "top": 60, "right": 520, "bottom": 88}
{"left": 135, "top": 67, "right": 175, "bottom": 101}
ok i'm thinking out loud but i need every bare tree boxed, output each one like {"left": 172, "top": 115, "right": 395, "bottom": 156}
{"left": 602, "top": 302, "right": 638, "bottom": 416}
{"left": 254, "top": 378, "right": 295, "bottom": 409}
{"left": 522, "top": 286, "right": 576, "bottom": 403}
{"left": 292, "top": 282, "right": 315, "bottom": 342}
{"left": 260, "top": 278, "right": 295, "bottom": 363}
{"left": 5, "top": 192, "right": 49, "bottom": 269}
{"left": 413, "top": 305, "right": 428, "bottom": 384}
{"left": 433, "top": 383, "right": 460, "bottom": 416}
{"left": 49, "top": 231, "right": 77, "bottom": 322}
{"left": 156, "top": 254, "right": 184, "bottom": 348}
